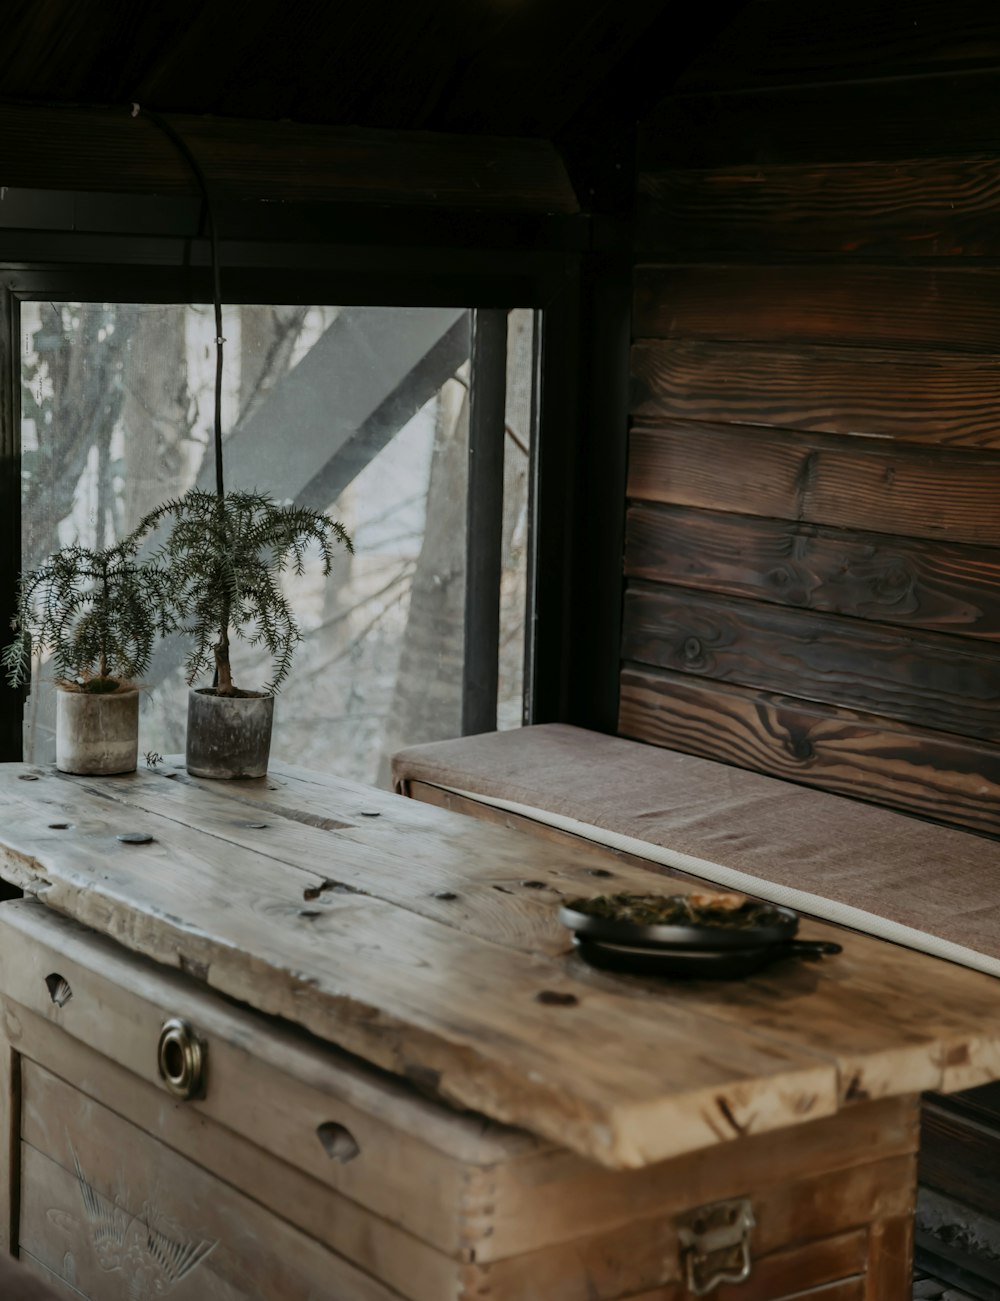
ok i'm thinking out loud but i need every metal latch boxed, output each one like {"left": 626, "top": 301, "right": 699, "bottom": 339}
{"left": 677, "top": 1197, "right": 755, "bottom": 1296}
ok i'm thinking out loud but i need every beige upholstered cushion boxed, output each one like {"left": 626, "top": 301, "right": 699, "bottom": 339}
{"left": 392, "top": 724, "right": 1000, "bottom": 974}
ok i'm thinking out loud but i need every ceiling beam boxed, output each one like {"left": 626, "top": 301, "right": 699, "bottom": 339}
{"left": 0, "top": 102, "right": 580, "bottom": 213}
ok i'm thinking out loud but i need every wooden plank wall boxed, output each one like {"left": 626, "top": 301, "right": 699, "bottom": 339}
{"left": 623, "top": 0, "right": 1000, "bottom": 838}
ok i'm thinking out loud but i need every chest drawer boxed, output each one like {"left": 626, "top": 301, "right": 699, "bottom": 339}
{"left": 20, "top": 1059, "right": 398, "bottom": 1301}
{"left": 1, "top": 900, "right": 916, "bottom": 1299}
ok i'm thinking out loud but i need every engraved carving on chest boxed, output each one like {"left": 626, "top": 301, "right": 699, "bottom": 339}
{"left": 58, "top": 1146, "right": 218, "bottom": 1295}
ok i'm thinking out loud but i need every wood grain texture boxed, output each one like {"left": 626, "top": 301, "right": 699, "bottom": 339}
{"left": 16, "top": 1252, "right": 88, "bottom": 1299}
{"left": 4, "top": 904, "right": 921, "bottom": 1300}
{"left": 4, "top": 766, "right": 1000, "bottom": 1167}
{"left": 618, "top": 666, "right": 1000, "bottom": 838}
{"left": 21, "top": 1050, "right": 474, "bottom": 1301}
{"left": 636, "top": 157, "right": 1000, "bottom": 259}
{"left": 617, "top": 1231, "right": 865, "bottom": 1300}
{"left": 11, "top": 1010, "right": 465, "bottom": 1301}
{"left": 920, "top": 1099, "right": 1000, "bottom": 1221}
{"left": 0, "top": 902, "right": 532, "bottom": 1260}
{"left": 0, "top": 766, "right": 840, "bottom": 1169}
{"left": 0, "top": 102, "right": 579, "bottom": 212}
{"left": 630, "top": 1278, "right": 866, "bottom": 1301}
{"left": 865, "top": 1214, "right": 914, "bottom": 1300}
{"left": 470, "top": 1175, "right": 879, "bottom": 1299}
{"left": 628, "top": 423, "right": 1000, "bottom": 546}
{"left": 622, "top": 583, "right": 1000, "bottom": 740}
{"left": 625, "top": 504, "right": 1000, "bottom": 640}
{"left": 4, "top": 974, "right": 919, "bottom": 1281}
{"left": 18, "top": 1059, "right": 909, "bottom": 1301}
{"left": 19, "top": 1065, "right": 402, "bottom": 1301}
{"left": 644, "top": 73, "right": 1000, "bottom": 168}
{"left": 633, "top": 265, "right": 1000, "bottom": 353}
{"left": 73, "top": 772, "right": 1000, "bottom": 1100}
{"left": 675, "top": 0, "right": 1000, "bottom": 90}
{"left": 920, "top": 1080, "right": 1000, "bottom": 1135}
{"left": 631, "top": 339, "right": 1000, "bottom": 447}
{"left": 0, "top": 1009, "right": 16, "bottom": 1253}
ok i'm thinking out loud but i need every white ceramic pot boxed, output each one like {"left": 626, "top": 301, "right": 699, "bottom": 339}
{"left": 186, "top": 688, "right": 274, "bottom": 779}
{"left": 56, "top": 687, "right": 139, "bottom": 775}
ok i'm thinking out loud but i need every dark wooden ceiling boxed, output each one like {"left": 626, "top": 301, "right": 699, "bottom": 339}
{"left": 2, "top": 0, "right": 689, "bottom": 139}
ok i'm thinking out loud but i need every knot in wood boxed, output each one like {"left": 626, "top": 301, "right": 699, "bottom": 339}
{"left": 535, "top": 990, "right": 579, "bottom": 1007}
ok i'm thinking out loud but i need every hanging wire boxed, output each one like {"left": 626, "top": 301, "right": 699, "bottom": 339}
{"left": 131, "top": 103, "right": 225, "bottom": 498}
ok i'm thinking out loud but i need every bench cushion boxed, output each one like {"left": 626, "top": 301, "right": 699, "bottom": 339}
{"left": 392, "top": 724, "right": 1000, "bottom": 976}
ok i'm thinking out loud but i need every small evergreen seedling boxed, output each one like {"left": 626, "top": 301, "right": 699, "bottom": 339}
{"left": 134, "top": 489, "right": 352, "bottom": 697}
{"left": 4, "top": 539, "right": 172, "bottom": 692}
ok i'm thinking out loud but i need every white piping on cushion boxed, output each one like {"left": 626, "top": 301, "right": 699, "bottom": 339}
{"left": 446, "top": 786, "right": 1000, "bottom": 980}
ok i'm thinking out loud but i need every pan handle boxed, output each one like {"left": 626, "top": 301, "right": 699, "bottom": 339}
{"left": 786, "top": 939, "right": 843, "bottom": 959}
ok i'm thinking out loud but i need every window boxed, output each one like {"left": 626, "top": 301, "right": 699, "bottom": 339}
{"left": 17, "top": 300, "right": 533, "bottom": 784}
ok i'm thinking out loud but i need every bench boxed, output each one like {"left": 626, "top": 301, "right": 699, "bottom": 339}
{"left": 392, "top": 722, "right": 1000, "bottom": 978}
{"left": 393, "top": 725, "right": 1000, "bottom": 1291}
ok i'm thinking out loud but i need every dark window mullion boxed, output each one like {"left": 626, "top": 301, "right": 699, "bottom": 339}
{"left": 0, "top": 287, "right": 22, "bottom": 761}
{"left": 462, "top": 308, "right": 508, "bottom": 736}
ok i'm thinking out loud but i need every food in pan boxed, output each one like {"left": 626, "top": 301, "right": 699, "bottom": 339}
{"left": 565, "top": 891, "right": 787, "bottom": 931}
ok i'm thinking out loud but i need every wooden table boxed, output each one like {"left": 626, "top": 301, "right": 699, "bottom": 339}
{"left": 0, "top": 759, "right": 998, "bottom": 1300}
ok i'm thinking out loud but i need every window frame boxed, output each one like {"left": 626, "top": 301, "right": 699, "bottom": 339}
{"left": 0, "top": 244, "right": 568, "bottom": 764}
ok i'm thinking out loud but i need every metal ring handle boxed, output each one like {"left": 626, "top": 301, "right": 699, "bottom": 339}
{"left": 157, "top": 1017, "right": 207, "bottom": 1099}
{"left": 685, "top": 1233, "right": 752, "bottom": 1296}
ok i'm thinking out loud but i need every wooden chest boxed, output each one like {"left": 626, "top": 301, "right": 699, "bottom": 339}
{"left": 2, "top": 898, "right": 915, "bottom": 1301}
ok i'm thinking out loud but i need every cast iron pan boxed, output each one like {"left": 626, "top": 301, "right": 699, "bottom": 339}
{"left": 572, "top": 935, "right": 843, "bottom": 980}
{"left": 560, "top": 895, "right": 803, "bottom": 951}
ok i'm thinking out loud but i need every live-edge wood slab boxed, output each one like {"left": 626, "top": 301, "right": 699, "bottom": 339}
{"left": 0, "top": 760, "right": 998, "bottom": 1170}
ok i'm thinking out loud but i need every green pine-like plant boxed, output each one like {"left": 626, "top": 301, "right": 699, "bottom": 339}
{"left": 134, "top": 489, "right": 353, "bottom": 697}
{"left": 3, "top": 539, "right": 172, "bottom": 692}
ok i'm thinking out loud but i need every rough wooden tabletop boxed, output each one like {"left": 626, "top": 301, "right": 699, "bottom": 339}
{"left": 1, "top": 759, "right": 999, "bottom": 1169}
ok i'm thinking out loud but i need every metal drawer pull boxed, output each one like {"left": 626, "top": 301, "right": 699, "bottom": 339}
{"left": 677, "top": 1197, "right": 755, "bottom": 1296}
{"left": 317, "top": 1122, "right": 361, "bottom": 1163}
{"left": 157, "top": 1017, "right": 207, "bottom": 1100}
{"left": 44, "top": 973, "right": 73, "bottom": 1007}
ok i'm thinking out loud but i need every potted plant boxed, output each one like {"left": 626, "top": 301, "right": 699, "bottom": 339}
{"left": 3, "top": 539, "right": 171, "bottom": 775}
{"left": 133, "top": 488, "right": 352, "bottom": 779}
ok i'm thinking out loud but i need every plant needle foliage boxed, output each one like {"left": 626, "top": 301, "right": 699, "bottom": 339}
{"left": 3, "top": 539, "right": 171, "bottom": 691}
{"left": 136, "top": 489, "right": 352, "bottom": 697}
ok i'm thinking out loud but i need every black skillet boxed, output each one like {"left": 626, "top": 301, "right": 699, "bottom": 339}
{"left": 571, "top": 935, "right": 842, "bottom": 980}
{"left": 559, "top": 894, "right": 842, "bottom": 978}
{"left": 560, "top": 894, "right": 804, "bottom": 950}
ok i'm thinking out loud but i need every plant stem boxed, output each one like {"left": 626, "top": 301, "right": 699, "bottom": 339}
{"left": 99, "top": 556, "right": 109, "bottom": 680}
{"left": 215, "top": 592, "right": 233, "bottom": 695}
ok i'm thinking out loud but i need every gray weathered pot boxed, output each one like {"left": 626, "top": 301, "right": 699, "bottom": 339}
{"left": 56, "top": 687, "right": 139, "bottom": 775}
{"left": 186, "top": 688, "right": 274, "bottom": 779}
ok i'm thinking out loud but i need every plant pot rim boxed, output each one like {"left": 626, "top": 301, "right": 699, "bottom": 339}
{"left": 56, "top": 681, "right": 140, "bottom": 696}
{"left": 190, "top": 686, "right": 273, "bottom": 701}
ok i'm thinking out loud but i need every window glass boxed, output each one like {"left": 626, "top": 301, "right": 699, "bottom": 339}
{"left": 18, "top": 301, "right": 526, "bottom": 783}
{"left": 498, "top": 308, "right": 534, "bottom": 731}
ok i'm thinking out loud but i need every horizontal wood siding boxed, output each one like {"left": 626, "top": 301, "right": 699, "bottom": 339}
{"left": 0, "top": 103, "right": 580, "bottom": 212}
{"left": 920, "top": 1097, "right": 1000, "bottom": 1221}
{"left": 631, "top": 339, "right": 1000, "bottom": 446}
{"left": 622, "top": 585, "right": 1000, "bottom": 739}
{"left": 633, "top": 266, "right": 1000, "bottom": 353}
{"left": 619, "top": 667, "right": 1000, "bottom": 837}
{"left": 628, "top": 424, "right": 1000, "bottom": 546}
{"left": 638, "top": 157, "right": 1000, "bottom": 259}
{"left": 628, "top": 0, "right": 1000, "bottom": 839}
{"left": 625, "top": 505, "right": 1000, "bottom": 640}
